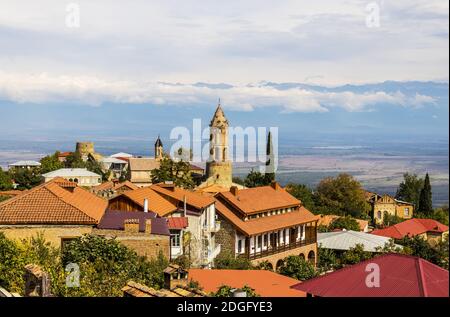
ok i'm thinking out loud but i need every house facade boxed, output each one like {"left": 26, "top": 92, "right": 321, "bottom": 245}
{"left": 372, "top": 218, "right": 448, "bottom": 246}
{"left": 367, "top": 193, "right": 414, "bottom": 225}
{"left": 42, "top": 168, "right": 102, "bottom": 187}
{"left": 0, "top": 178, "right": 107, "bottom": 247}
{"left": 214, "top": 182, "right": 319, "bottom": 270}
{"left": 107, "top": 183, "right": 220, "bottom": 268}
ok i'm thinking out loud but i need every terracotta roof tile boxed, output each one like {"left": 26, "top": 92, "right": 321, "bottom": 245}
{"left": 188, "top": 269, "right": 305, "bottom": 297}
{"left": 215, "top": 199, "right": 318, "bottom": 236}
{"left": 0, "top": 179, "right": 107, "bottom": 224}
{"left": 372, "top": 218, "right": 449, "bottom": 239}
{"left": 167, "top": 217, "right": 189, "bottom": 229}
{"left": 93, "top": 180, "right": 138, "bottom": 192}
{"left": 120, "top": 187, "right": 178, "bottom": 217}
{"left": 218, "top": 184, "right": 301, "bottom": 215}
{"left": 150, "top": 184, "right": 215, "bottom": 210}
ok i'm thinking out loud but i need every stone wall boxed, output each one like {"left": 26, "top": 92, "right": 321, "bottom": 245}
{"left": 92, "top": 228, "right": 170, "bottom": 260}
{"left": 0, "top": 225, "right": 93, "bottom": 247}
{"left": 215, "top": 214, "right": 236, "bottom": 256}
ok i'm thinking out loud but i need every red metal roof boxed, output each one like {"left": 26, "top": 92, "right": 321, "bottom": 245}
{"left": 167, "top": 217, "right": 188, "bottom": 229}
{"left": 291, "top": 253, "right": 449, "bottom": 297}
{"left": 372, "top": 218, "right": 449, "bottom": 239}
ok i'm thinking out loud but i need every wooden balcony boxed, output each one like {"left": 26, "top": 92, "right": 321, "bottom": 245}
{"left": 244, "top": 238, "right": 316, "bottom": 261}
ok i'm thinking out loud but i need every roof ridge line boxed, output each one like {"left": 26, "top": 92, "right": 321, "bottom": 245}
{"left": 46, "top": 183, "right": 99, "bottom": 223}
{"left": 0, "top": 180, "right": 51, "bottom": 207}
{"left": 416, "top": 258, "right": 428, "bottom": 297}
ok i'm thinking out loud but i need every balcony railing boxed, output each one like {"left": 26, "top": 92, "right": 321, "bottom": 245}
{"left": 202, "top": 221, "right": 221, "bottom": 234}
{"left": 241, "top": 238, "right": 316, "bottom": 261}
{"left": 203, "top": 244, "right": 221, "bottom": 264}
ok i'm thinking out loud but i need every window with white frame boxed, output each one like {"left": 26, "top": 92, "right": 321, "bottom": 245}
{"left": 170, "top": 231, "right": 181, "bottom": 247}
{"left": 404, "top": 208, "right": 409, "bottom": 216}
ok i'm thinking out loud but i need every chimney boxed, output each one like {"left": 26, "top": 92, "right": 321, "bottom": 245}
{"left": 124, "top": 219, "right": 139, "bottom": 233}
{"left": 145, "top": 219, "right": 152, "bottom": 234}
{"left": 270, "top": 181, "right": 281, "bottom": 191}
{"left": 162, "top": 181, "right": 175, "bottom": 191}
{"left": 230, "top": 186, "right": 239, "bottom": 196}
{"left": 143, "top": 198, "right": 149, "bottom": 213}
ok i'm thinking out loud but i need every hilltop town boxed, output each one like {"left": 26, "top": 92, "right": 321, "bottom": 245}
{"left": 0, "top": 104, "right": 448, "bottom": 298}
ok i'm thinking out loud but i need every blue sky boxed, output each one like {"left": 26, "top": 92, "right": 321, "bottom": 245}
{"left": 0, "top": 0, "right": 448, "bottom": 141}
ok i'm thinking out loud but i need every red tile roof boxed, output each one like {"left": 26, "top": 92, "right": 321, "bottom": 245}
{"left": 291, "top": 253, "right": 449, "bottom": 297}
{"left": 167, "top": 217, "right": 189, "bottom": 229}
{"left": 217, "top": 184, "right": 301, "bottom": 215}
{"left": 372, "top": 218, "right": 449, "bottom": 239}
{"left": 189, "top": 269, "right": 305, "bottom": 297}
{"left": 150, "top": 184, "right": 215, "bottom": 210}
{"left": 0, "top": 179, "right": 107, "bottom": 224}
{"left": 215, "top": 199, "right": 318, "bottom": 236}
{"left": 119, "top": 187, "right": 178, "bottom": 217}
{"left": 93, "top": 180, "right": 138, "bottom": 192}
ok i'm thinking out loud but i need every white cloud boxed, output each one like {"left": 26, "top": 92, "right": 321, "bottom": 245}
{"left": 0, "top": 71, "right": 436, "bottom": 112}
{"left": 0, "top": 0, "right": 447, "bottom": 84}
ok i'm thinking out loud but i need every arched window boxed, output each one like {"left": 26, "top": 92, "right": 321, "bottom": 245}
{"left": 308, "top": 250, "right": 315, "bottom": 263}
{"left": 276, "top": 259, "right": 284, "bottom": 271}
{"left": 73, "top": 178, "right": 78, "bottom": 183}
{"left": 377, "top": 210, "right": 382, "bottom": 219}
{"left": 299, "top": 253, "right": 305, "bottom": 260}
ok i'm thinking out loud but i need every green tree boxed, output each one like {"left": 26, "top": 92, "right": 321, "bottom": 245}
{"left": 151, "top": 156, "right": 195, "bottom": 189}
{"left": 0, "top": 167, "right": 13, "bottom": 190}
{"left": 418, "top": 173, "right": 433, "bottom": 216}
{"left": 254, "top": 260, "right": 273, "bottom": 271}
{"left": 317, "top": 247, "right": 340, "bottom": 273}
{"left": 64, "top": 151, "right": 86, "bottom": 168}
{"left": 286, "top": 183, "right": 316, "bottom": 211}
{"left": 86, "top": 159, "right": 110, "bottom": 182}
{"left": 314, "top": 173, "right": 370, "bottom": 218}
{"left": 243, "top": 169, "right": 272, "bottom": 188}
{"left": 232, "top": 176, "right": 244, "bottom": 186}
{"left": 395, "top": 173, "right": 423, "bottom": 209}
{"left": 398, "top": 235, "right": 444, "bottom": 268}
{"left": 39, "top": 151, "right": 64, "bottom": 174}
{"left": 0, "top": 233, "right": 171, "bottom": 296}
{"left": 329, "top": 215, "right": 360, "bottom": 231}
{"left": 341, "top": 244, "right": 372, "bottom": 265}
{"left": 214, "top": 251, "right": 253, "bottom": 270}
{"left": 382, "top": 212, "right": 403, "bottom": 226}
{"left": 213, "top": 284, "right": 259, "bottom": 297}
{"left": 277, "top": 255, "right": 318, "bottom": 281}
{"left": 429, "top": 205, "right": 449, "bottom": 226}
{"left": 8, "top": 167, "right": 41, "bottom": 190}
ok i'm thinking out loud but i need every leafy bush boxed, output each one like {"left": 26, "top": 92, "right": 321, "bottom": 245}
{"left": 214, "top": 251, "right": 253, "bottom": 270}
{"left": 277, "top": 256, "right": 318, "bottom": 281}
{"left": 0, "top": 233, "right": 170, "bottom": 296}
{"left": 329, "top": 216, "right": 361, "bottom": 231}
{"left": 213, "top": 284, "right": 259, "bottom": 297}
{"left": 254, "top": 260, "right": 273, "bottom": 271}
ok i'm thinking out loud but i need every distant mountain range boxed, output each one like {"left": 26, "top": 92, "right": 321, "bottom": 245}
{"left": 0, "top": 80, "right": 448, "bottom": 143}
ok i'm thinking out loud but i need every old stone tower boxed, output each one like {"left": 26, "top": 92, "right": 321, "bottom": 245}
{"left": 205, "top": 102, "right": 232, "bottom": 187}
{"left": 155, "top": 135, "right": 163, "bottom": 159}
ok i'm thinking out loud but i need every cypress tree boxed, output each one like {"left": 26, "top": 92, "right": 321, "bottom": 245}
{"left": 265, "top": 131, "right": 276, "bottom": 183}
{"left": 418, "top": 173, "right": 433, "bottom": 216}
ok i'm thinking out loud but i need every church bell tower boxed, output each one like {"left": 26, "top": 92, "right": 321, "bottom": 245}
{"left": 205, "top": 100, "right": 232, "bottom": 187}
{"left": 155, "top": 135, "right": 163, "bottom": 159}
